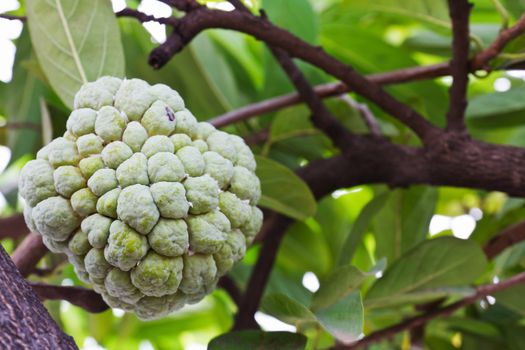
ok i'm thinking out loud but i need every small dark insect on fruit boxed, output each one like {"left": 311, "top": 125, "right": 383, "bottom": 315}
{"left": 166, "top": 107, "right": 176, "bottom": 121}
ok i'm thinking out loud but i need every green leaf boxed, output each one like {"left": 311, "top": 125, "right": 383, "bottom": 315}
{"left": 261, "top": 293, "right": 318, "bottom": 329}
{"left": 209, "top": 331, "right": 307, "bottom": 350}
{"left": 311, "top": 265, "right": 367, "bottom": 311}
{"left": 494, "top": 284, "right": 525, "bottom": 316}
{"left": 255, "top": 155, "right": 317, "bottom": 220}
{"left": 5, "top": 29, "right": 45, "bottom": 163}
{"left": 345, "top": 0, "right": 450, "bottom": 29}
{"left": 372, "top": 186, "right": 437, "bottom": 262}
{"left": 27, "top": 0, "right": 125, "bottom": 108}
{"left": 365, "top": 236, "right": 488, "bottom": 308}
{"left": 466, "top": 86, "right": 525, "bottom": 128}
{"left": 314, "top": 291, "right": 363, "bottom": 344}
{"left": 338, "top": 192, "right": 389, "bottom": 265}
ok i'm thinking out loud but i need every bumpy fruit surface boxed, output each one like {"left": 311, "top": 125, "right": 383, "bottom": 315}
{"left": 19, "top": 77, "right": 263, "bottom": 320}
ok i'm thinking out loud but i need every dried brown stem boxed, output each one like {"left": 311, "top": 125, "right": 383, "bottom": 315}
{"left": 484, "top": 219, "right": 525, "bottom": 259}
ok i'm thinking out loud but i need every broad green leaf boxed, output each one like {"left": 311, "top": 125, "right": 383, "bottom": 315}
{"left": 261, "top": 0, "right": 322, "bottom": 99}
{"left": 344, "top": 0, "right": 450, "bottom": 29}
{"left": 311, "top": 265, "right": 367, "bottom": 311}
{"left": 466, "top": 86, "right": 525, "bottom": 128}
{"left": 209, "top": 331, "right": 307, "bottom": 350}
{"left": 263, "top": 106, "right": 320, "bottom": 155}
{"left": 261, "top": 293, "right": 318, "bottom": 329}
{"left": 277, "top": 220, "right": 332, "bottom": 277}
{"left": 314, "top": 291, "right": 363, "bottom": 344}
{"left": 27, "top": 0, "right": 125, "bottom": 108}
{"left": 494, "top": 284, "right": 525, "bottom": 316}
{"left": 5, "top": 29, "right": 45, "bottom": 163}
{"left": 366, "top": 237, "right": 487, "bottom": 308}
{"left": 373, "top": 186, "right": 437, "bottom": 262}
{"left": 338, "top": 192, "right": 389, "bottom": 265}
{"left": 255, "top": 155, "right": 317, "bottom": 220}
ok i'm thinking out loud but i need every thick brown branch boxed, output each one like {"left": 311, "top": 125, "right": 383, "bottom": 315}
{"left": 30, "top": 282, "right": 108, "bottom": 314}
{"left": 148, "top": 7, "right": 439, "bottom": 143}
{"left": 446, "top": 0, "right": 472, "bottom": 133}
{"left": 338, "top": 271, "right": 525, "bottom": 350}
{"left": 233, "top": 134, "right": 525, "bottom": 327}
{"left": 0, "top": 214, "right": 28, "bottom": 240}
{"left": 0, "top": 245, "right": 77, "bottom": 349}
{"left": 484, "top": 220, "right": 525, "bottom": 259}
{"left": 11, "top": 234, "right": 48, "bottom": 277}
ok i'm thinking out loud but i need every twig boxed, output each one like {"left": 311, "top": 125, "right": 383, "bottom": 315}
{"left": 446, "top": 0, "right": 472, "bottom": 133}
{"left": 11, "top": 234, "right": 48, "bottom": 277}
{"left": 0, "top": 214, "right": 28, "bottom": 240}
{"left": 159, "top": 0, "right": 202, "bottom": 12}
{"left": 472, "top": 12, "right": 525, "bottom": 68}
{"left": 337, "top": 271, "right": 525, "bottom": 349}
{"left": 30, "top": 282, "right": 108, "bottom": 313}
{"left": 484, "top": 219, "right": 525, "bottom": 259}
{"left": 115, "top": 8, "right": 176, "bottom": 26}
{"left": 208, "top": 11, "right": 525, "bottom": 128}
{"left": 268, "top": 46, "right": 354, "bottom": 150}
{"left": 147, "top": 7, "right": 440, "bottom": 144}
{"left": 0, "top": 14, "right": 25, "bottom": 21}
{"left": 339, "top": 94, "right": 381, "bottom": 137}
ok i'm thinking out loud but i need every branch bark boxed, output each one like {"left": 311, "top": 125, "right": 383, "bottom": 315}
{"left": 446, "top": 0, "right": 472, "bottom": 133}
{"left": 0, "top": 245, "right": 77, "bottom": 349}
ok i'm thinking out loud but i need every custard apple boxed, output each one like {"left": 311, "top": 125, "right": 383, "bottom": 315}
{"left": 19, "top": 77, "right": 263, "bottom": 320}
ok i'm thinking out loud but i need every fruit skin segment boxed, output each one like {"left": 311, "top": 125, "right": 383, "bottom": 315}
{"left": 19, "top": 76, "right": 263, "bottom": 320}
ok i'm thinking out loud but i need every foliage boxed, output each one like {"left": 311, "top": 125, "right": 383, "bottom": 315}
{"left": 1, "top": 0, "right": 525, "bottom": 349}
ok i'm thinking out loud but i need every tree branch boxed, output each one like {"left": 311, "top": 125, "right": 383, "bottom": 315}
{"left": 339, "top": 94, "right": 382, "bottom": 137}
{"left": 115, "top": 8, "right": 176, "bottom": 25}
{"left": 0, "top": 245, "right": 77, "bottom": 349}
{"left": 268, "top": 46, "right": 354, "bottom": 150}
{"left": 0, "top": 214, "right": 28, "bottom": 240}
{"left": 446, "top": 0, "right": 472, "bottom": 133}
{"left": 30, "top": 282, "right": 108, "bottom": 314}
{"left": 472, "top": 12, "right": 525, "bottom": 68}
{"left": 337, "top": 271, "right": 525, "bottom": 350}
{"left": 484, "top": 219, "right": 525, "bottom": 259}
{"left": 209, "top": 11, "right": 525, "bottom": 128}
{"left": 11, "top": 234, "right": 48, "bottom": 277}
{"left": 233, "top": 213, "right": 292, "bottom": 330}
{"left": 148, "top": 7, "right": 440, "bottom": 143}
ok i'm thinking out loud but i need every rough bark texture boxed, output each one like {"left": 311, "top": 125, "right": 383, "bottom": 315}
{"left": 0, "top": 245, "right": 78, "bottom": 349}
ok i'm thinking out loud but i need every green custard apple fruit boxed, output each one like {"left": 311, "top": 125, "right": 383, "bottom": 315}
{"left": 19, "top": 77, "right": 263, "bottom": 320}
